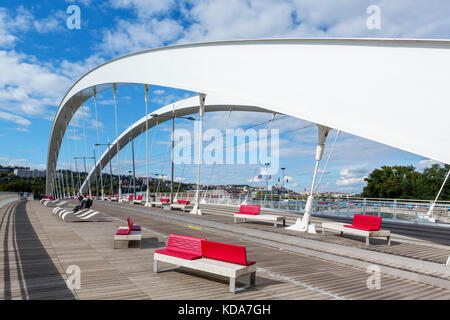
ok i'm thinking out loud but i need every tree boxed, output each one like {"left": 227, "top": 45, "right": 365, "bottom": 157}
{"left": 362, "top": 164, "right": 450, "bottom": 200}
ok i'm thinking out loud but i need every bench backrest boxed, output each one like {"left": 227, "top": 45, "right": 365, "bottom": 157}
{"left": 201, "top": 240, "right": 250, "bottom": 266}
{"left": 167, "top": 233, "right": 205, "bottom": 256}
{"left": 238, "top": 205, "right": 260, "bottom": 215}
{"left": 126, "top": 216, "right": 134, "bottom": 231}
{"left": 177, "top": 200, "right": 190, "bottom": 205}
{"left": 160, "top": 198, "right": 170, "bottom": 203}
{"left": 136, "top": 195, "right": 143, "bottom": 200}
{"left": 352, "top": 214, "right": 382, "bottom": 231}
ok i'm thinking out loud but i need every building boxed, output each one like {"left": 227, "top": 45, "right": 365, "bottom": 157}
{"left": 14, "top": 167, "right": 46, "bottom": 178}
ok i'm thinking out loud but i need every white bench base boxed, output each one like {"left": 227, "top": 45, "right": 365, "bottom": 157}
{"left": 234, "top": 214, "right": 286, "bottom": 227}
{"left": 170, "top": 203, "right": 194, "bottom": 212}
{"left": 321, "top": 222, "right": 391, "bottom": 246}
{"left": 153, "top": 252, "right": 256, "bottom": 293}
{"left": 151, "top": 201, "right": 169, "bottom": 207}
{"left": 114, "top": 227, "right": 142, "bottom": 248}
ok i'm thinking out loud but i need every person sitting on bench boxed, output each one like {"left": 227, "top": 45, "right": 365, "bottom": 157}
{"left": 73, "top": 195, "right": 92, "bottom": 213}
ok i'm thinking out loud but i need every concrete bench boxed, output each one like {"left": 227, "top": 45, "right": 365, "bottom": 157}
{"left": 122, "top": 195, "right": 134, "bottom": 203}
{"left": 234, "top": 205, "right": 286, "bottom": 227}
{"left": 151, "top": 198, "right": 170, "bottom": 207}
{"left": 114, "top": 216, "right": 142, "bottom": 248}
{"left": 153, "top": 234, "right": 256, "bottom": 293}
{"left": 322, "top": 214, "right": 391, "bottom": 246}
{"left": 169, "top": 200, "right": 193, "bottom": 211}
{"left": 133, "top": 195, "right": 144, "bottom": 205}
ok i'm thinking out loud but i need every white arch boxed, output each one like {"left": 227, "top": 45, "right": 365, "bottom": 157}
{"left": 47, "top": 38, "right": 450, "bottom": 195}
{"left": 78, "top": 95, "right": 271, "bottom": 194}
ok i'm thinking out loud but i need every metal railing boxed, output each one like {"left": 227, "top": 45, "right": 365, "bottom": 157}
{"left": 124, "top": 191, "right": 450, "bottom": 224}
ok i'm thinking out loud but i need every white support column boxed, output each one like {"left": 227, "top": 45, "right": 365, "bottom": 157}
{"left": 93, "top": 87, "right": 104, "bottom": 199}
{"left": 114, "top": 84, "right": 123, "bottom": 203}
{"left": 190, "top": 93, "right": 206, "bottom": 215}
{"left": 426, "top": 168, "right": 450, "bottom": 222}
{"left": 144, "top": 84, "right": 151, "bottom": 207}
{"left": 286, "top": 124, "right": 331, "bottom": 233}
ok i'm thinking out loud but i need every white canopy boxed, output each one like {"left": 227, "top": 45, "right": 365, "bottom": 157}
{"left": 47, "top": 38, "right": 450, "bottom": 194}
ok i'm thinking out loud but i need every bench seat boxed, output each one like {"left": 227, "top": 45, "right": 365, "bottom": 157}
{"left": 114, "top": 217, "right": 142, "bottom": 248}
{"left": 234, "top": 213, "right": 286, "bottom": 227}
{"left": 153, "top": 251, "right": 256, "bottom": 280}
{"left": 153, "top": 234, "right": 256, "bottom": 293}
{"left": 154, "top": 248, "right": 202, "bottom": 260}
{"left": 322, "top": 222, "right": 391, "bottom": 246}
{"left": 234, "top": 205, "right": 286, "bottom": 227}
{"left": 170, "top": 200, "right": 193, "bottom": 211}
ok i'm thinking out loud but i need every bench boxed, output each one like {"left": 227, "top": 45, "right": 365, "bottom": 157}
{"left": 114, "top": 216, "right": 142, "bottom": 248}
{"left": 322, "top": 214, "right": 391, "bottom": 246}
{"left": 169, "top": 200, "right": 193, "bottom": 211}
{"left": 123, "top": 195, "right": 134, "bottom": 203}
{"left": 133, "top": 195, "right": 144, "bottom": 205}
{"left": 151, "top": 198, "right": 170, "bottom": 207}
{"left": 154, "top": 234, "right": 256, "bottom": 293}
{"left": 110, "top": 195, "right": 120, "bottom": 202}
{"left": 234, "top": 205, "right": 286, "bottom": 227}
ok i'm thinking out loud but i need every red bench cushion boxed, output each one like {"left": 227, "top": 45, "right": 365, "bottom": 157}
{"left": 160, "top": 198, "right": 169, "bottom": 202}
{"left": 177, "top": 200, "right": 190, "bottom": 205}
{"left": 116, "top": 228, "right": 130, "bottom": 235}
{"left": 201, "top": 240, "right": 255, "bottom": 266}
{"left": 155, "top": 234, "right": 205, "bottom": 260}
{"left": 344, "top": 214, "right": 382, "bottom": 231}
{"left": 128, "top": 195, "right": 134, "bottom": 200}
{"left": 235, "top": 205, "right": 260, "bottom": 215}
{"left": 136, "top": 195, "right": 143, "bottom": 200}
{"left": 155, "top": 248, "right": 202, "bottom": 260}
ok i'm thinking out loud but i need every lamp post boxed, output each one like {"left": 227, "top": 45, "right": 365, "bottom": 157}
{"left": 151, "top": 113, "right": 195, "bottom": 204}
{"left": 74, "top": 156, "right": 95, "bottom": 196}
{"left": 128, "top": 170, "right": 132, "bottom": 194}
{"left": 94, "top": 142, "right": 115, "bottom": 196}
{"left": 265, "top": 162, "right": 270, "bottom": 205}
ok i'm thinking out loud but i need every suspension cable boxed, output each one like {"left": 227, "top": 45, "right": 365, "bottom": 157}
{"left": 93, "top": 86, "right": 104, "bottom": 198}
{"left": 315, "top": 129, "right": 341, "bottom": 195}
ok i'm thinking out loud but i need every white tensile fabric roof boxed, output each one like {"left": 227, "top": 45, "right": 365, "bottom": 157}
{"left": 46, "top": 38, "right": 450, "bottom": 194}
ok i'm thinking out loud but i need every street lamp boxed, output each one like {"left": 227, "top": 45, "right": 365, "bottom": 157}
{"left": 74, "top": 156, "right": 95, "bottom": 196}
{"left": 151, "top": 113, "right": 196, "bottom": 203}
{"left": 264, "top": 162, "right": 271, "bottom": 204}
{"left": 94, "top": 142, "right": 118, "bottom": 197}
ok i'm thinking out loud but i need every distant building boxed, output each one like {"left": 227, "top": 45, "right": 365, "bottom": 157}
{"left": 14, "top": 167, "right": 46, "bottom": 178}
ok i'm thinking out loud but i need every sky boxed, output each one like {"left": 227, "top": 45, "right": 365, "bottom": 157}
{"left": 0, "top": 0, "right": 448, "bottom": 193}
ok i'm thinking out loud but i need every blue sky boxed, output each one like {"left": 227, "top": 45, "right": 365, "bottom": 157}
{"left": 1, "top": 0, "right": 449, "bottom": 193}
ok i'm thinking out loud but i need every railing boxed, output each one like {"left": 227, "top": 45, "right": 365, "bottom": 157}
{"left": 124, "top": 191, "right": 450, "bottom": 224}
{"left": 91, "top": 188, "right": 449, "bottom": 223}
{"left": 0, "top": 192, "right": 20, "bottom": 209}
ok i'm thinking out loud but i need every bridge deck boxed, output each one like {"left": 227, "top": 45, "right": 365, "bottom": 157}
{"left": 1, "top": 200, "right": 449, "bottom": 300}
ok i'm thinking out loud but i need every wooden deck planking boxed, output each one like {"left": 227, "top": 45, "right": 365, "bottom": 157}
{"left": 93, "top": 201, "right": 450, "bottom": 299}
{"left": 1, "top": 200, "right": 449, "bottom": 300}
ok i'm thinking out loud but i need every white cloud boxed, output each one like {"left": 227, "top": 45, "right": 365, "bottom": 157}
{"left": 416, "top": 158, "right": 443, "bottom": 171}
{"left": 0, "top": 50, "right": 73, "bottom": 118}
{"left": 335, "top": 166, "right": 369, "bottom": 186}
{"left": 0, "top": 110, "right": 31, "bottom": 126}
